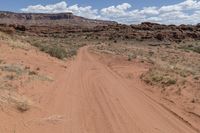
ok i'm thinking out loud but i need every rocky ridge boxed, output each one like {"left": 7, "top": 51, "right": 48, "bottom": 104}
{"left": 0, "top": 11, "right": 200, "bottom": 42}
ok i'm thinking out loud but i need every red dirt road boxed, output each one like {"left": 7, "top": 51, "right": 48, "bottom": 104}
{"left": 42, "top": 47, "right": 197, "bottom": 133}
{"left": 0, "top": 45, "right": 198, "bottom": 133}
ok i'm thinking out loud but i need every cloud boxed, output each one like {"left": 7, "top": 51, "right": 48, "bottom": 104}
{"left": 21, "top": 1, "right": 99, "bottom": 19}
{"left": 21, "top": 1, "right": 67, "bottom": 13}
{"left": 140, "top": 7, "right": 159, "bottom": 15}
{"left": 21, "top": 0, "right": 200, "bottom": 25}
{"left": 67, "top": 5, "right": 99, "bottom": 19}
{"left": 159, "top": 0, "right": 200, "bottom": 12}
{"left": 100, "top": 3, "right": 131, "bottom": 16}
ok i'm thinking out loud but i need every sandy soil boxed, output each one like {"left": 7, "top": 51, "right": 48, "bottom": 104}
{"left": 0, "top": 43, "right": 199, "bottom": 133}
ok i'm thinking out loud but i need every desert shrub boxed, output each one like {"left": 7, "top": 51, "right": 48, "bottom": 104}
{"left": 179, "top": 45, "right": 200, "bottom": 54}
{"left": 193, "top": 46, "right": 200, "bottom": 53}
{"left": 4, "top": 74, "right": 15, "bottom": 80}
{"left": 128, "top": 53, "right": 136, "bottom": 61}
{"left": 31, "top": 40, "right": 80, "bottom": 59}
{"left": 179, "top": 70, "right": 191, "bottom": 77}
{"left": 141, "top": 69, "right": 177, "bottom": 87}
{"left": 128, "top": 55, "right": 132, "bottom": 61}
{"left": 162, "top": 77, "right": 177, "bottom": 86}
{"left": 66, "top": 48, "right": 77, "bottom": 57}
{"left": 16, "top": 100, "right": 30, "bottom": 112}
{"left": 29, "top": 71, "right": 38, "bottom": 75}
{"left": 0, "top": 65, "right": 24, "bottom": 75}
{"left": 32, "top": 43, "right": 67, "bottom": 59}
{"left": 46, "top": 46, "right": 67, "bottom": 59}
{"left": 0, "top": 82, "right": 31, "bottom": 112}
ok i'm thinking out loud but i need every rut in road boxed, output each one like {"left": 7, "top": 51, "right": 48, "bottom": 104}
{"left": 46, "top": 46, "right": 197, "bottom": 133}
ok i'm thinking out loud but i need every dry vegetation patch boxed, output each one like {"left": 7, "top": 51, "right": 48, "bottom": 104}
{"left": 94, "top": 40, "right": 200, "bottom": 110}
{"left": 178, "top": 42, "right": 200, "bottom": 54}
{"left": 141, "top": 67, "right": 177, "bottom": 87}
{"left": 0, "top": 31, "right": 31, "bottom": 50}
{"left": 23, "top": 35, "right": 86, "bottom": 59}
{"left": 31, "top": 43, "right": 67, "bottom": 59}
{"left": 0, "top": 64, "right": 28, "bottom": 112}
{"left": 0, "top": 62, "right": 52, "bottom": 112}
{"left": 0, "top": 81, "right": 31, "bottom": 112}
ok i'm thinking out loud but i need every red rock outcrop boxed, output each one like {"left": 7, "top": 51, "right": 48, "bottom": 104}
{"left": 0, "top": 11, "right": 200, "bottom": 42}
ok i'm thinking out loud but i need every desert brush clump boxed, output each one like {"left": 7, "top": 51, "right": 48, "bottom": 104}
{"left": 141, "top": 68, "right": 177, "bottom": 87}
{"left": 42, "top": 45, "right": 67, "bottom": 59}
{"left": 28, "top": 71, "right": 38, "bottom": 75}
{"left": 0, "top": 82, "right": 31, "bottom": 112}
{"left": 0, "top": 64, "right": 24, "bottom": 75}
{"left": 66, "top": 48, "right": 77, "bottom": 58}
{"left": 32, "top": 43, "right": 67, "bottom": 59}
{"left": 0, "top": 31, "right": 30, "bottom": 50}
{"left": 27, "top": 36, "right": 82, "bottom": 59}
{"left": 179, "top": 44, "right": 200, "bottom": 54}
{"left": 128, "top": 53, "right": 137, "bottom": 61}
{"left": 16, "top": 99, "right": 30, "bottom": 112}
{"left": 0, "top": 63, "right": 52, "bottom": 112}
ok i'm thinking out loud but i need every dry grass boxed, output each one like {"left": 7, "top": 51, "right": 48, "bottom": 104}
{"left": 128, "top": 53, "right": 137, "bottom": 61}
{"left": 93, "top": 41, "right": 200, "bottom": 124}
{"left": 0, "top": 31, "right": 31, "bottom": 50}
{"left": 179, "top": 44, "right": 200, "bottom": 54}
{"left": 0, "top": 64, "right": 25, "bottom": 75}
{"left": 32, "top": 43, "right": 68, "bottom": 59}
{"left": 95, "top": 41, "right": 200, "bottom": 78}
{"left": 42, "top": 115, "right": 64, "bottom": 124}
{"left": 0, "top": 83, "right": 31, "bottom": 112}
{"left": 141, "top": 67, "right": 177, "bottom": 87}
{"left": 0, "top": 62, "right": 52, "bottom": 112}
{"left": 0, "top": 85, "right": 31, "bottom": 112}
{"left": 23, "top": 35, "right": 86, "bottom": 59}
{"left": 94, "top": 41, "right": 200, "bottom": 103}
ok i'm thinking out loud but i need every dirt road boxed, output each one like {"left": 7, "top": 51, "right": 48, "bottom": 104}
{"left": 0, "top": 45, "right": 198, "bottom": 133}
{"left": 37, "top": 46, "right": 196, "bottom": 133}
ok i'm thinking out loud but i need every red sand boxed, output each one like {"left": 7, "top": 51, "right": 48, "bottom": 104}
{"left": 0, "top": 44, "right": 198, "bottom": 133}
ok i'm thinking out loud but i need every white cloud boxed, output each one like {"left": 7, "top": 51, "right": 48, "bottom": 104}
{"left": 140, "top": 7, "right": 159, "bottom": 15}
{"left": 21, "top": 1, "right": 99, "bottom": 19}
{"left": 116, "top": 3, "right": 132, "bottom": 10}
{"left": 21, "top": 1, "right": 67, "bottom": 13}
{"left": 21, "top": 0, "right": 200, "bottom": 25}
{"left": 159, "top": 0, "right": 200, "bottom": 12}
{"left": 67, "top": 5, "right": 99, "bottom": 19}
{"left": 100, "top": 3, "right": 131, "bottom": 16}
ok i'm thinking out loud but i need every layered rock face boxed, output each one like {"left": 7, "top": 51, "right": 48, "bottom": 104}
{"left": 0, "top": 11, "right": 116, "bottom": 26}
{"left": 93, "top": 22, "right": 200, "bottom": 42}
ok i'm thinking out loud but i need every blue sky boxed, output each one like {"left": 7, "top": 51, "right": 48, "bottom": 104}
{"left": 0, "top": 0, "right": 200, "bottom": 24}
{"left": 0, "top": 0, "right": 184, "bottom": 12}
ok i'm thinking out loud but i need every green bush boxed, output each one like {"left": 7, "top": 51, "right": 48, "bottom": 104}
{"left": 193, "top": 47, "right": 200, "bottom": 53}
{"left": 142, "top": 69, "right": 177, "bottom": 87}
{"left": 32, "top": 43, "right": 67, "bottom": 59}
{"left": 128, "top": 53, "right": 137, "bottom": 61}
{"left": 179, "top": 45, "right": 200, "bottom": 54}
{"left": 66, "top": 48, "right": 77, "bottom": 58}
{"left": 46, "top": 46, "right": 67, "bottom": 59}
